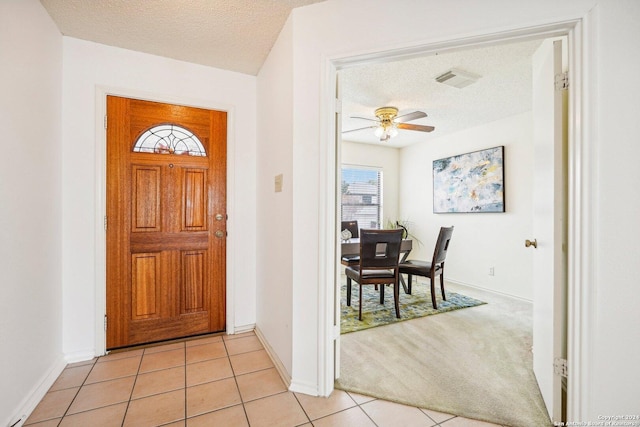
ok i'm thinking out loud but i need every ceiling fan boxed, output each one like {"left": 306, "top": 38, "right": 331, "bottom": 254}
{"left": 343, "top": 106, "right": 435, "bottom": 142}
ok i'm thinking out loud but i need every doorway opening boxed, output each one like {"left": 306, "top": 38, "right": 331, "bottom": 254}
{"left": 325, "top": 22, "right": 583, "bottom": 425}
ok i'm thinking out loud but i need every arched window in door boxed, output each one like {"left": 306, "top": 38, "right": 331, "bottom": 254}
{"left": 133, "top": 124, "right": 206, "bottom": 156}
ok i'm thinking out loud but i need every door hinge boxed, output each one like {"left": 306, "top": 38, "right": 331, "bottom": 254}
{"left": 555, "top": 72, "right": 569, "bottom": 91}
{"left": 104, "top": 215, "right": 107, "bottom": 231}
{"left": 104, "top": 115, "right": 108, "bottom": 129}
{"left": 554, "top": 357, "right": 568, "bottom": 378}
{"left": 335, "top": 98, "right": 342, "bottom": 114}
{"left": 104, "top": 315, "right": 107, "bottom": 331}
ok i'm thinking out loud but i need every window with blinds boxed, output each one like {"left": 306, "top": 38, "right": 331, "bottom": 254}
{"left": 341, "top": 166, "right": 383, "bottom": 230}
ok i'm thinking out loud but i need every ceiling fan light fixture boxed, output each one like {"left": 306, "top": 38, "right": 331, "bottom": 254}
{"left": 374, "top": 122, "right": 398, "bottom": 140}
{"left": 389, "top": 124, "right": 399, "bottom": 138}
{"left": 435, "top": 68, "right": 481, "bottom": 88}
{"left": 373, "top": 106, "right": 400, "bottom": 141}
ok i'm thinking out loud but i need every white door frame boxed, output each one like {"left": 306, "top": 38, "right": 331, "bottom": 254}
{"left": 319, "top": 18, "right": 595, "bottom": 421}
{"left": 94, "top": 87, "right": 238, "bottom": 356}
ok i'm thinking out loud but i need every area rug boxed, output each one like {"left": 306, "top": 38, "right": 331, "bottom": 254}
{"left": 341, "top": 281, "right": 486, "bottom": 334}
{"left": 336, "top": 282, "right": 552, "bottom": 427}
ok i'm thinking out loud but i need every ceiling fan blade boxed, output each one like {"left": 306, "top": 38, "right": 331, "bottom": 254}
{"left": 342, "top": 125, "right": 377, "bottom": 134}
{"left": 397, "top": 123, "right": 435, "bottom": 132}
{"left": 395, "top": 111, "right": 427, "bottom": 123}
{"left": 351, "top": 116, "right": 379, "bottom": 122}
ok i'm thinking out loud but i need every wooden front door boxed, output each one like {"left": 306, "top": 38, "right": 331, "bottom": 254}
{"left": 106, "top": 96, "right": 227, "bottom": 350}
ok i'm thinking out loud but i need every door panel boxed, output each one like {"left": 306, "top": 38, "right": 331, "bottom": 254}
{"left": 106, "top": 96, "right": 226, "bottom": 349}
{"left": 131, "top": 253, "right": 161, "bottom": 319}
{"left": 182, "top": 169, "right": 208, "bottom": 230}
{"left": 531, "top": 38, "right": 567, "bottom": 422}
{"left": 132, "top": 165, "right": 161, "bottom": 232}
{"left": 181, "top": 250, "right": 206, "bottom": 313}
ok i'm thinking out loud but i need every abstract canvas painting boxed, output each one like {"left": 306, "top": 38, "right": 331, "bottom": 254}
{"left": 433, "top": 146, "right": 505, "bottom": 213}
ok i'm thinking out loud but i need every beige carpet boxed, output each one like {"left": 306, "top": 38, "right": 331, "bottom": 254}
{"left": 335, "top": 281, "right": 552, "bottom": 427}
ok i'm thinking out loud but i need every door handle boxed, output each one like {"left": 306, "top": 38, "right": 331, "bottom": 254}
{"left": 525, "top": 239, "right": 537, "bottom": 249}
{"left": 215, "top": 230, "right": 225, "bottom": 238}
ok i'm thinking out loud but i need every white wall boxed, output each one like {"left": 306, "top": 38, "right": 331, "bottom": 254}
{"left": 0, "top": 1, "right": 64, "bottom": 423}
{"left": 341, "top": 140, "right": 400, "bottom": 227}
{"left": 590, "top": 0, "right": 640, "bottom": 416}
{"left": 256, "top": 17, "right": 295, "bottom": 378}
{"left": 258, "top": 0, "right": 640, "bottom": 419}
{"left": 61, "top": 38, "right": 258, "bottom": 358}
{"left": 344, "top": 114, "right": 533, "bottom": 301}
{"left": 400, "top": 113, "right": 534, "bottom": 300}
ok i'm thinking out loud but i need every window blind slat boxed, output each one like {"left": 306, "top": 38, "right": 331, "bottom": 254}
{"left": 341, "top": 167, "right": 382, "bottom": 230}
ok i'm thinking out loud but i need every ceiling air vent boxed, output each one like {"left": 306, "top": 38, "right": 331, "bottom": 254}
{"left": 435, "top": 68, "right": 481, "bottom": 88}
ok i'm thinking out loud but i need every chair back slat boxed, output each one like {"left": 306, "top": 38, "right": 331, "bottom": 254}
{"left": 359, "top": 229, "right": 403, "bottom": 269}
{"left": 432, "top": 226, "right": 454, "bottom": 265}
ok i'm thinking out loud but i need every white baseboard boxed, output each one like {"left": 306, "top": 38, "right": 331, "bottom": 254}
{"left": 252, "top": 327, "right": 319, "bottom": 396}
{"left": 288, "top": 379, "right": 320, "bottom": 396}
{"left": 231, "top": 323, "right": 257, "bottom": 335}
{"left": 253, "top": 327, "right": 292, "bottom": 390}
{"left": 6, "top": 355, "right": 67, "bottom": 427}
{"left": 64, "top": 349, "right": 97, "bottom": 364}
{"left": 446, "top": 278, "right": 533, "bottom": 303}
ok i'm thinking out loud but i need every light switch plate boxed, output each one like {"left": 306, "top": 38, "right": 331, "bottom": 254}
{"left": 274, "top": 174, "right": 283, "bottom": 192}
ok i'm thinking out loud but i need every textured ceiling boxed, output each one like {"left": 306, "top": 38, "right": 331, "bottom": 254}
{"left": 40, "top": 1, "right": 543, "bottom": 147}
{"left": 39, "top": 0, "right": 325, "bottom": 75}
{"left": 341, "top": 39, "right": 544, "bottom": 147}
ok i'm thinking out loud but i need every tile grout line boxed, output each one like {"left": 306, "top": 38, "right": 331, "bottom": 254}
{"left": 119, "top": 345, "right": 147, "bottom": 426}
{"left": 354, "top": 395, "right": 382, "bottom": 427}
{"left": 48, "top": 357, "right": 99, "bottom": 425}
{"left": 346, "top": 391, "right": 447, "bottom": 427}
{"left": 222, "top": 336, "right": 252, "bottom": 426}
{"left": 226, "top": 334, "right": 309, "bottom": 427}
{"left": 290, "top": 392, "right": 314, "bottom": 426}
{"left": 296, "top": 392, "right": 377, "bottom": 427}
{"left": 183, "top": 343, "right": 188, "bottom": 425}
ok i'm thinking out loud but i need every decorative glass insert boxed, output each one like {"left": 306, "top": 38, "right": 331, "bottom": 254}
{"left": 133, "top": 124, "right": 206, "bottom": 156}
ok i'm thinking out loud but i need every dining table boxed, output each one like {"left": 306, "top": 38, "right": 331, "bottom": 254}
{"left": 340, "top": 237, "right": 412, "bottom": 265}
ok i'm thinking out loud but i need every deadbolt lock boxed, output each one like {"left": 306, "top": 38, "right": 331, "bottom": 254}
{"left": 215, "top": 213, "right": 225, "bottom": 221}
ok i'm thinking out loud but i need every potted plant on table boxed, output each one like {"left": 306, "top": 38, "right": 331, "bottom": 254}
{"left": 385, "top": 219, "right": 422, "bottom": 247}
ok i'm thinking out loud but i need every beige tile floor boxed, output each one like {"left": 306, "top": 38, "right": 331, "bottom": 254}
{"left": 24, "top": 331, "right": 505, "bottom": 427}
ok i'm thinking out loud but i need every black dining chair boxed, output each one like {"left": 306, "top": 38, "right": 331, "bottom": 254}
{"left": 340, "top": 220, "right": 361, "bottom": 265}
{"left": 399, "top": 226, "right": 454, "bottom": 309}
{"left": 341, "top": 220, "right": 359, "bottom": 238}
{"left": 345, "top": 228, "right": 403, "bottom": 320}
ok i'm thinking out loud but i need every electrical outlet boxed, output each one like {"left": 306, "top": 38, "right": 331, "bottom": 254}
{"left": 489, "top": 267, "right": 495, "bottom": 276}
